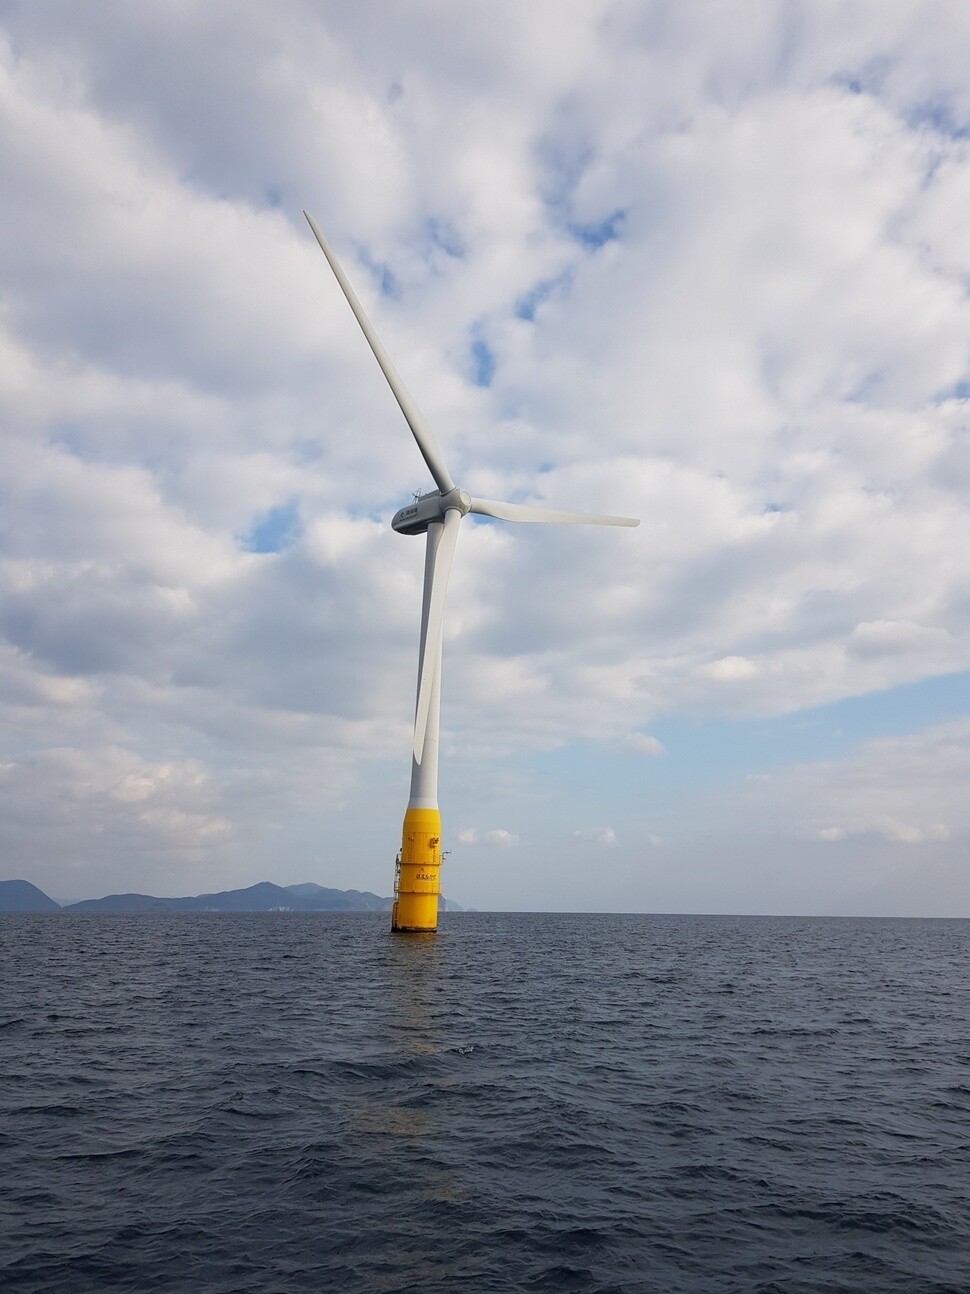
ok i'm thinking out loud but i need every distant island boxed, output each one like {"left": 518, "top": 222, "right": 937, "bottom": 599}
{"left": 0, "top": 878, "right": 464, "bottom": 914}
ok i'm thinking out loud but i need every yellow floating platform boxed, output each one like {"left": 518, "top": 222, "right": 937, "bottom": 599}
{"left": 391, "top": 806, "right": 441, "bottom": 933}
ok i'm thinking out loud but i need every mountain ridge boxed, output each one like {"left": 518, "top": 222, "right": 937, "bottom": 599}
{"left": 0, "top": 879, "right": 62, "bottom": 912}
{"left": 0, "top": 878, "right": 464, "bottom": 914}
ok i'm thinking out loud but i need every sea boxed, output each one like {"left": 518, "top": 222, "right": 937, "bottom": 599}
{"left": 1, "top": 912, "right": 968, "bottom": 1293}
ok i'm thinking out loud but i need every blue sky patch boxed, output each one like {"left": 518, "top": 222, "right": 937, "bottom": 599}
{"left": 243, "top": 499, "right": 301, "bottom": 553}
{"left": 356, "top": 246, "right": 398, "bottom": 298}
{"left": 831, "top": 59, "right": 890, "bottom": 99}
{"left": 470, "top": 336, "right": 496, "bottom": 387}
{"left": 524, "top": 669, "right": 970, "bottom": 824}
{"left": 569, "top": 209, "right": 626, "bottom": 249}
{"left": 515, "top": 271, "right": 572, "bottom": 321}
{"left": 536, "top": 133, "right": 593, "bottom": 209}
{"left": 907, "top": 99, "right": 970, "bottom": 139}
{"left": 425, "top": 216, "right": 465, "bottom": 260}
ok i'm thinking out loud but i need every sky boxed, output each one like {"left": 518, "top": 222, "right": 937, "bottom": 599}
{"left": 1, "top": 0, "right": 969, "bottom": 914}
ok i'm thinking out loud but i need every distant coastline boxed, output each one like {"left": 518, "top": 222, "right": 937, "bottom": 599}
{"left": 0, "top": 878, "right": 463, "bottom": 914}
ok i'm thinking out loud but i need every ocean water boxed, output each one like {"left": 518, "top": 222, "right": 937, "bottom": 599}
{"left": 1, "top": 912, "right": 968, "bottom": 1293}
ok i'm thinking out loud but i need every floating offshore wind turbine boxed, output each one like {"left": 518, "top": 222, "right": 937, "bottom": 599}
{"left": 304, "top": 212, "right": 639, "bottom": 933}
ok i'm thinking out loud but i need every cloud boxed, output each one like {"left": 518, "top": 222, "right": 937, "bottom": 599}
{"left": 818, "top": 826, "right": 847, "bottom": 842}
{"left": 616, "top": 733, "right": 665, "bottom": 756}
{"left": 846, "top": 619, "right": 954, "bottom": 660}
{"left": 818, "top": 821, "right": 950, "bottom": 844}
{"left": 484, "top": 828, "right": 520, "bottom": 847}
{"left": 457, "top": 827, "right": 520, "bottom": 847}
{"left": 742, "top": 718, "right": 970, "bottom": 848}
{"left": 0, "top": 747, "right": 234, "bottom": 892}
{"left": 697, "top": 657, "right": 759, "bottom": 683}
{"left": 573, "top": 826, "right": 618, "bottom": 847}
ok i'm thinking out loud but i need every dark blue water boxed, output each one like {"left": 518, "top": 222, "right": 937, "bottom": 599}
{"left": 1, "top": 912, "right": 968, "bottom": 1292}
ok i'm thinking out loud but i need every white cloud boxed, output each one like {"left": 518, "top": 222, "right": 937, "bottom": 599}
{"left": 883, "top": 822, "right": 951, "bottom": 844}
{"left": 0, "top": 747, "right": 234, "bottom": 894}
{"left": 457, "top": 826, "right": 520, "bottom": 847}
{"left": 484, "top": 828, "right": 520, "bottom": 847}
{"left": 616, "top": 732, "right": 665, "bottom": 756}
{"left": 743, "top": 719, "right": 970, "bottom": 849}
{"left": 819, "top": 821, "right": 950, "bottom": 845}
{"left": 574, "top": 826, "right": 618, "bottom": 847}
{"left": 818, "top": 826, "right": 847, "bottom": 842}
{"left": 847, "top": 619, "right": 954, "bottom": 660}
{"left": 698, "top": 656, "right": 759, "bottom": 683}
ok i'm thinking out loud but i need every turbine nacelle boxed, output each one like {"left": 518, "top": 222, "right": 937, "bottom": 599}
{"left": 392, "top": 488, "right": 471, "bottom": 535}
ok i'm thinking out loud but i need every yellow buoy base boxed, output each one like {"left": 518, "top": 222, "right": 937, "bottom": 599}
{"left": 391, "top": 806, "right": 442, "bottom": 933}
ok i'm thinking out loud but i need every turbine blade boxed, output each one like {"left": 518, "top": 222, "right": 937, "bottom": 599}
{"left": 304, "top": 211, "right": 455, "bottom": 494}
{"left": 469, "top": 497, "right": 640, "bottom": 527}
{"left": 413, "top": 508, "right": 461, "bottom": 763}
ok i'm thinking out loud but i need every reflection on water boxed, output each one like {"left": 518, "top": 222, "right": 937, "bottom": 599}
{"left": 344, "top": 933, "right": 443, "bottom": 1145}
{"left": 356, "top": 927, "right": 473, "bottom": 1288}
{"left": 385, "top": 929, "right": 443, "bottom": 1055}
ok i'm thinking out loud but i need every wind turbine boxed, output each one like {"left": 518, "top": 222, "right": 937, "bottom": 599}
{"left": 304, "top": 212, "right": 639, "bottom": 933}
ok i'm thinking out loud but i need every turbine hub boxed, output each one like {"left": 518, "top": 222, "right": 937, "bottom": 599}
{"left": 440, "top": 486, "right": 472, "bottom": 516}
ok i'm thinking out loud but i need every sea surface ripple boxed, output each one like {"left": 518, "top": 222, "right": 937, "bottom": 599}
{"left": 1, "top": 912, "right": 968, "bottom": 1292}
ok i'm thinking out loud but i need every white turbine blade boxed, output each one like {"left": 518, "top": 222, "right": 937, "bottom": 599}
{"left": 304, "top": 211, "right": 455, "bottom": 494}
{"left": 413, "top": 508, "right": 461, "bottom": 763}
{"left": 469, "top": 497, "right": 639, "bottom": 527}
